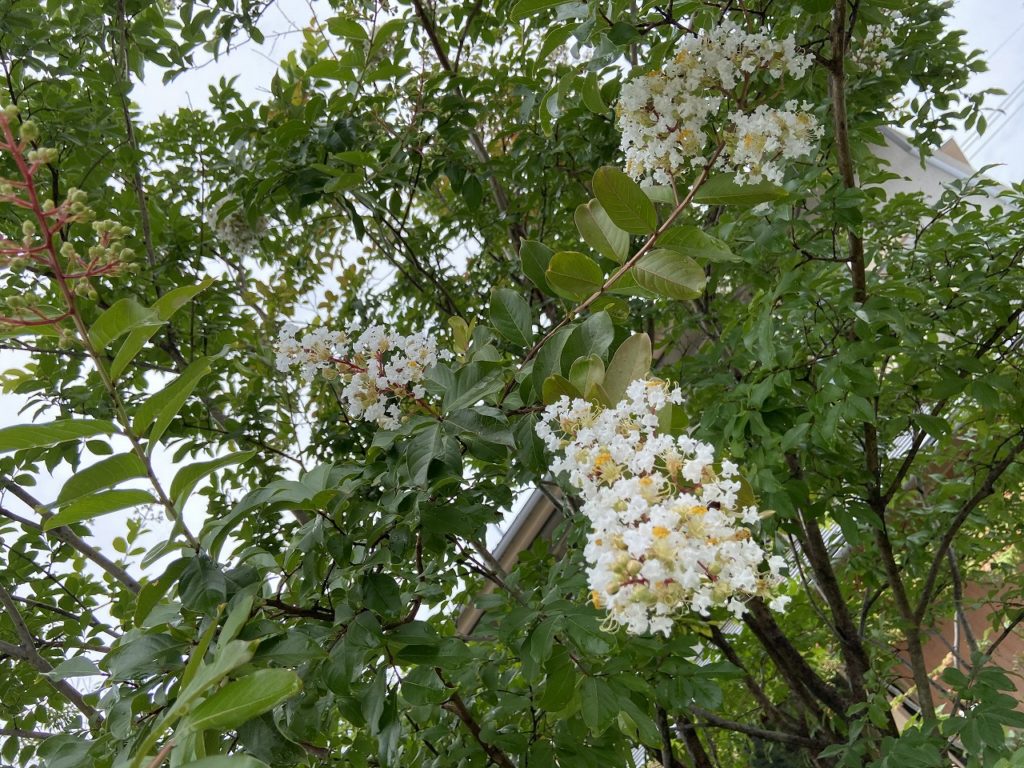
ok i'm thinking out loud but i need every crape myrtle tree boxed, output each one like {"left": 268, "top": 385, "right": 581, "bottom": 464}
{"left": 0, "top": 0, "right": 1022, "bottom": 766}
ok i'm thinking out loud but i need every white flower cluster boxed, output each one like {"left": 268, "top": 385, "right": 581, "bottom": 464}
{"left": 208, "top": 196, "right": 267, "bottom": 254}
{"left": 729, "top": 102, "right": 821, "bottom": 185}
{"left": 851, "top": 23, "right": 897, "bottom": 77}
{"left": 276, "top": 323, "right": 446, "bottom": 429}
{"left": 616, "top": 23, "right": 820, "bottom": 186}
{"left": 537, "top": 379, "right": 789, "bottom": 636}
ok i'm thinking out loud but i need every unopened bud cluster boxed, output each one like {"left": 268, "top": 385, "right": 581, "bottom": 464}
{"left": 537, "top": 379, "right": 789, "bottom": 636}
{"left": 276, "top": 323, "right": 448, "bottom": 429}
{"left": 616, "top": 22, "right": 820, "bottom": 186}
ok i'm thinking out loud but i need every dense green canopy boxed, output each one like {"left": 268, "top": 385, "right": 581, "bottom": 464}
{"left": 0, "top": 1, "right": 1023, "bottom": 767}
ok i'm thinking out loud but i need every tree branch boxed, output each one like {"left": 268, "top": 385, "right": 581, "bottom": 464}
{"left": 438, "top": 675, "right": 517, "bottom": 768}
{"left": 683, "top": 707, "right": 830, "bottom": 750}
{"left": 0, "top": 482, "right": 141, "bottom": 593}
{"left": 0, "top": 584, "right": 98, "bottom": 722}
{"left": 914, "top": 433, "right": 1024, "bottom": 624}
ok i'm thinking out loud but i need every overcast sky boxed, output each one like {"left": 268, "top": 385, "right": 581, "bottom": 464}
{"left": 2, "top": 1, "right": 1022, "bottom": 555}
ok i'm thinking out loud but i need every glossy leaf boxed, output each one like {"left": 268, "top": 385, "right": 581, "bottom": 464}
{"left": 489, "top": 288, "right": 533, "bottom": 347}
{"left": 693, "top": 174, "right": 788, "bottom": 205}
{"left": 44, "top": 489, "right": 156, "bottom": 530}
{"left": 545, "top": 251, "right": 604, "bottom": 301}
{"left": 603, "top": 334, "right": 652, "bottom": 403}
{"left": 575, "top": 199, "right": 629, "bottom": 263}
{"left": 631, "top": 249, "right": 707, "bottom": 300}
{"left": 88, "top": 298, "right": 163, "bottom": 350}
{"left": 186, "top": 669, "right": 302, "bottom": 733}
{"left": 656, "top": 226, "right": 738, "bottom": 263}
{"left": 0, "top": 419, "right": 117, "bottom": 453}
{"left": 57, "top": 452, "right": 146, "bottom": 504}
{"left": 592, "top": 166, "right": 657, "bottom": 234}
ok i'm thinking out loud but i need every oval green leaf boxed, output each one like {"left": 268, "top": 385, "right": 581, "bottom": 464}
{"left": 545, "top": 251, "right": 603, "bottom": 301}
{"left": 44, "top": 489, "right": 156, "bottom": 530}
{"left": 489, "top": 288, "right": 533, "bottom": 348}
{"left": 631, "top": 249, "right": 707, "bottom": 300}
{"left": 57, "top": 452, "right": 146, "bottom": 504}
{"left": 693, "top": 174, "right": 788, "bottom": 206}
{"left": 657, "top": 226, "right": 738, "bottom": 263}
{"left": 519, "top": 240, "right": 554, "bottom": 295}
{"left": 0, "top": 419, "right": 118, "bottom": 453}
{"left": 186, "top": 669, "right": 302, "bottom": 733}
{"left": 575, "top": 199, "right": 629, "bottom": 263}
{"left": 592, "top": 166, "right": 657, "bottom": 234}
{"left": 603, "top": 333, "right": 652, "bottom": 404}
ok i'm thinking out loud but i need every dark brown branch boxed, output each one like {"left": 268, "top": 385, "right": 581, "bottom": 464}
{"left": 707, "top": 626, "right": 797, "bottom": 731}
{"left": 0, "top": 584, "right": 98, "bottom": 722}
{"left": 744, "top": 598, "right": 847, "bottom": 717}
{"left": 0, "top": 727, "right": 54, "bottom": 739}
{"left": 786, "top": 456, "right": 870, "bottom": 707}
{"left": 439, "top": 676, "right": 517, "bottom": 768}
{"left": 0, "top": 483, "right": 141, "bottom": 593}
{"left": 683, "top": 707, "right": 830, "bottom": 750}
{"left": 914, "top": 433, "right": 1024, "bottom": 625}
{"left": 947, "top": 548, "right": 979, "bottom": 656}
{"left": 674, "top": 711, "right": 713, "bottom": 768}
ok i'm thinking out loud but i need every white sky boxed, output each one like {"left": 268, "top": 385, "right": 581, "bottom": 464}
{"left": 1, "top": 0, "right": 1022, "bottom": 560}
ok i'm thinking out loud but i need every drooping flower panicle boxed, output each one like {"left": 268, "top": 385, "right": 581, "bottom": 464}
{"left": 276, "top": 323, "right": 446, "bottom": 429}
{"left": 537, "top": 379, "right": 788, "bottom": 636}
{"left": 616, "top": 23, "right": 821, "bottom": 186}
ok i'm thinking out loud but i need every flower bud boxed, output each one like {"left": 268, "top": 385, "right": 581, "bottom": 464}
{"left": 18, "top": 120, "right": 39, "bottom": 143}
{"left": 21, "top": 220, "right": 36, "bottom": 237}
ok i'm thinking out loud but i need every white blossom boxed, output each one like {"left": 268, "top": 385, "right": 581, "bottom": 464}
{"left": 538, "top": 378, "right": 788, "bottom": 636}
{"left": 208, "top": 196, "right": 267, "bottom": 254}
{"left": 616, "top": 22, "right": 819, "bottom": 186}
{"left": 851, "top": 23, "right": 897, "bottom": 76}
{"left": 275, "top": 322, "right": 445, "bottom": 429}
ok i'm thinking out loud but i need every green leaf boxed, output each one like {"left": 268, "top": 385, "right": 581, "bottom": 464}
{"left": 401, "top": 666, "right": 447, "bottom": 706}
{"left": 170, "top": 450, "right": 256, "bottom": 510}
{"left": 110, "top": 279, "right": 214, "bottom": 381}
{"left": 327, "top": 17, "right": 368, "bottom": 40}
{"left": 657, "top": 226, "right": 738, "bottom": 263}
{"left": 44, "top": 489, "right": 156, "bottom": 530}
{"left": 693, "top": 174, "right": 788, "bottom": 206}
{"left": 510, "top": 0, "right": 570, "bottom": 21}
{"left": 581, "top": 677, "right": 621, "bottom": 734}
{"left": 592, "top": 166, "right": 657, "bottom": 234}
{"left": 57, "top": 452, "right": 146, "bottom": 504}
{"left": 561, "top": 311, "right": 614, "bottom": 366}
{"left": 520, "top": 240, "right": 554, "bottom": 295}
{"left": 531, "top": 327, "right": 572, "bottom": 397}
{"left": 542, "top": 374, "right": 582, "bottom": 405}
{"left": 133, "top": 356, "right": 214, "bottom": 444}
{"left": 580, "top": 72, "right": 607, "bottom": 114}
{"left": 575, "top": 199, "right": 629, "bottom": 263}
{"left": 88, "top": 298, "right": 163, "bottom": 350}
{"left": 489, "top": 288, "right": 533, "bottom": 347}
{"left": 631, "top": 249, "right": 707, "bottom": 300}
{"left": 178, "top": 757, "right": 271, "bottom": 768}
{"left": 186, "top": 669, "right": 302, "bottom": 733}
{"left": 406, "top": 423, "right": 445, "bottom": 485}
{"left": 42, "top": 656, "right": 102, "bottom": 680}
{"left": 603, "top": 334, "right": 652, "bottom": 403}
{"left": 569, "top": 355, "right": 605, "bottom": 397}
{"left": 546, "top": 251, "right": 604, "bottom": 301}
{"left": 0, "top": 419, "right": 117, "bottom": 453}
